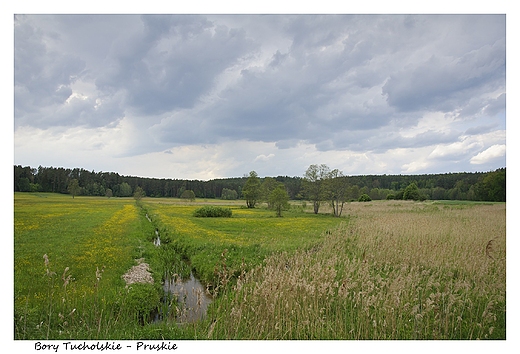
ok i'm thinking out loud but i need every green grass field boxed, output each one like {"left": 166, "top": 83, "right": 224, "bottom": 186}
{"left": 143, "top": 199, "right": 344, "bottom": 286}
{"left": 13, "top": 193, "right": 343, "bottom": 339}
{"left": 14, "top": 193, "right": 506, "bottom": 340}
{"left": 14, "top": 193, "right": 160, "bottom": 339}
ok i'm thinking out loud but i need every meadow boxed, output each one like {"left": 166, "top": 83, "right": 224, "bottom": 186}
{"left": 14, "top": 193, "right": 161, "bottom": 339}
{"left": 13, "top": 193, "right": 506, "bottom": 340}
{"left": 143, "top": 199, "right": 343, "bottom": 287}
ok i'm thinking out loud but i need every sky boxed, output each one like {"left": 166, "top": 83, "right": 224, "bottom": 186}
{"left": 12, "top": 10, "right": 508, "bottom": 180}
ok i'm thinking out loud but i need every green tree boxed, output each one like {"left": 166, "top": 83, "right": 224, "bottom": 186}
{"left": 346, "top": 185, "right": 360, "bottom": 201}
{"left": 261, "top": 177, "right": 279, "bottom": 208}
{"left": 303, "top": 164, "right": 330, "bottom": 214}
{"left": 474, "top": 168, "right": 506, "bottom": 202}
{"left": 17, "top": 177, "right": 31, "bottom": 192}
{"left": 242, "top": 171, "right": 261, "bottom": 208}
{"left": 479, "top": 168, "right": 506, "bottom": 202}
{"left": 67, "top": 179, "right": 81, "bottom": 198}
{"left": 221, "top": 188, "right": 238, "bottom": 200}
{"left": 105, "top": 188, "right": 113, "bottom": 198}
{"left": 177, "top": 186, "right": 186, "bottom": 198}
{"left": 117, "top": 182, "right": 133, "bottom": 197}
{"left": 133, "top": 186, "right": 146, "bottom": 201}
{"left": 403, "top": 182, "right": 420, "bottom": 201}
{"left": 269, "top": 184, "right": 290, "bottom": 217}
{"left": 325, "top": 169, "right": 349, "bottom": 217}
{"left": 432, "top": 187, "right": 446, "bottom": 200}
{"left": 180, "top": 190, "right": 196, "bottom": 201}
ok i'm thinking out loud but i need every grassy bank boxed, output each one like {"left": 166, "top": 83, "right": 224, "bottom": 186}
{"left": 143, "top": 199, "right": 344, "bottom": 288}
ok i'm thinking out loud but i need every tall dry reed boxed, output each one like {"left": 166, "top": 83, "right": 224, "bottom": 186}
{"left": 207, "top": 201, "right": 506, "bottom": 339}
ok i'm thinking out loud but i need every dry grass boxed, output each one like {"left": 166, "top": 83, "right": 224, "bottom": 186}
{"left": 207, "top": 201, "right": 506, "bottom": 339}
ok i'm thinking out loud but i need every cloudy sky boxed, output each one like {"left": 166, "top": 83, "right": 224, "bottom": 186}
{"left": 13, "top": 12, "right": 506, "bottom": 180}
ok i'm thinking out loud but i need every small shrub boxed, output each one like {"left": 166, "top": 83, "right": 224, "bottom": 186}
{"left": 358, "top": 194, "right": 372, "bottom": 202}
{"left": 193, "top": 206, "right": 232, "bottom": 217}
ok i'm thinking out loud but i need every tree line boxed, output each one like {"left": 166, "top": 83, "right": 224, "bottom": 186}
{"left": 14, "top": 164, "right": 505, "bottom": 203}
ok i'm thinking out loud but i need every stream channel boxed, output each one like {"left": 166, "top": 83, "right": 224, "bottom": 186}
{"left": 146, "top": 214, "right": 213, "bottom": 323}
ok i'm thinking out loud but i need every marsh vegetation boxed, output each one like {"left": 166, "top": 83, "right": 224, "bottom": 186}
{"left": 14, "top": 193, "right": 505, "bottom": 339}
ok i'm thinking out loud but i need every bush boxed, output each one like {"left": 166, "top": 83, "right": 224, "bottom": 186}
{"left": 358, "top": 194, "right": 372, "bottom": 202}
{"left": 403, "top": 182, "right": 420, "bottom": 200}
{"left": 193, "top": 206, "right": 232, "bottom": 217}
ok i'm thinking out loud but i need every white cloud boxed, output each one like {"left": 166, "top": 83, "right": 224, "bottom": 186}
{"left": 470, "top": 144, "right": 506, "bottom": 165}
{"left": 399, "top": 112, "right": 454, "bottom": 138}
{"left": 402, "top": 160, "right": 431, "bottom": 174}
{"left": 254, "top": 154, "right": 275, "bottom": 162}
{"left": 429, "top": 138, "right": 480, "bottom": 160}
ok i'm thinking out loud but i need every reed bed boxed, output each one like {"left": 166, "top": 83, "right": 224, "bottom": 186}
{"left": 207, "top": 201, "right": 506, "bottom": 339}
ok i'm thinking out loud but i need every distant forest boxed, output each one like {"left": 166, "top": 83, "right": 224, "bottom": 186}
{"left": 14, "top": 165, "right": 506, "bottom": 202}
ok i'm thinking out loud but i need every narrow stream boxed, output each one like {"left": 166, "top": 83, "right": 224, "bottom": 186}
{"left": 154, "top": 229, "right": 161, "bottom": 247}
{"left": 163, "top": 273, "right": 213, "bottom": 323}
{"left": 146, "top": 213, "right": 212, "bottom": 323}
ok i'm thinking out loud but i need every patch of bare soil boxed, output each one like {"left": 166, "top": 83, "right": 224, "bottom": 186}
{"left": 122, "top": 258, "right": 154, "bottom": 285}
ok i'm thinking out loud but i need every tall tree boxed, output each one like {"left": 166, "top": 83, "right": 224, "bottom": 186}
{"left": 261, "top": 177, "right": 278, "bottom": 208}
{"left": 303, "top": 164, "right": 330, "bottom": 214}
{"left": 269, "top": 184, "right": 290, "bottom": 217}
{"left": 221, "top": 188, "right": 238, "bottom": 200}
{"left": 326, "top": 169, "right": 349, "bottom": 217}
{"left": 242, "top": 171, "right": 261, "bottom": 208}
{"left": 133, "top": 186, "right": 146, "bottom": 201}
{"left": 67, "top": 179, "right": 81, "bottom": 198}
{"left": 180, "top": 190, "right": 196, "bottom": 201}
{"left": 477, "top": 168, "right": 506, "bottom": 202}
{"left": 117, "top": 182, "right": 133, "bottom": 197}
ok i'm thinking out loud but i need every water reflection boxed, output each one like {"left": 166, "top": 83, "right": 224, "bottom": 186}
{"left": 154, "top": 229, "right": 161, "bottom": 246}
{"left": 146, "top": 211, "right": 211, "bottom": 323}
{"left": 163, "top": 273, "right": 213, "bottom": 323}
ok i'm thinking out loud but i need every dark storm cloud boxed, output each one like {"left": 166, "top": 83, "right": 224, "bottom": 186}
{"left": 96, "top": 15, "right": 257, "bottom": 116}
{"left": 14, "top": 14, "right": 506, "bottom": 177}
{"left": 320, "top": 127, "right": 461, "bottom": 154}
{"left": 151, "top": 15, "right": 402, "bottom": 147}
{"left": 382, "top": 38, "right": 505, "bottom": 113}
{"left": 14, "top": 18, "right": 85, "bottom": 123}
{"left": 14, "top": 15, "right": 127, "bottom": 128}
